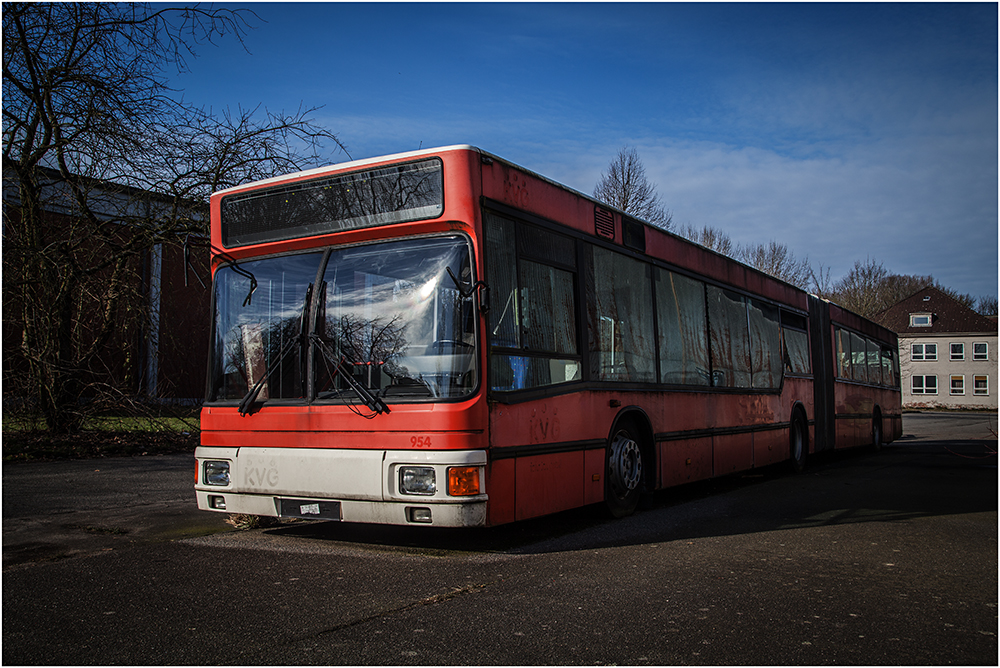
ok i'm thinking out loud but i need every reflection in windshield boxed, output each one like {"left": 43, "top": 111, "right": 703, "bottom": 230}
{"left": 208, "top": 237, "right": 477, "bottom": 405}
{"left": 210, "top": 252, "right": 322, "bottom": 402}
{"left": 316, "top": 236, "right": 476, "bottom": 401}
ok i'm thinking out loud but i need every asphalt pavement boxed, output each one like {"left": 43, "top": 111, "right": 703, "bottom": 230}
{"left": 3, "top": 411, "right": 996, "bottom": 665}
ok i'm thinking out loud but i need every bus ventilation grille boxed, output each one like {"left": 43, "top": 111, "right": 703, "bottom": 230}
{"left": 594, "top": 206, "right": 615, "bottom": 239}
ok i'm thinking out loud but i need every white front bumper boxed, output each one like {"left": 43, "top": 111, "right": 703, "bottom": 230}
{"left": 195, "top": 446, "right": 487, "bottom": 527}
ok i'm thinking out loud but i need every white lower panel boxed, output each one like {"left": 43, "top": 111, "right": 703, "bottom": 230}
{"left": 195, "top": 491, "right": 487, "bottom": 527}
{"left": 195, "top": 446, "right": 488, "bottom": 527}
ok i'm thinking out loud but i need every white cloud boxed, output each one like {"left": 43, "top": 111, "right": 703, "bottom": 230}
{"left": 632, "top": 133, "right": 997, "bottom": 298}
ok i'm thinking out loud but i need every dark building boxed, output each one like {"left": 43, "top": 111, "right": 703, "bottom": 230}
{"left": 3, "top": 168, "right": 211, "bottom": 405}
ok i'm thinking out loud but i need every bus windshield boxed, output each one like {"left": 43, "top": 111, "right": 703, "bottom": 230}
{"left": 209, "top": 236, "right": 478, "bottom": 405}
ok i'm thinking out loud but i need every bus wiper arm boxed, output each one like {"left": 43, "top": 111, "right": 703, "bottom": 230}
{"left": 309, "top": 334, "right": 391, "bottom": 415}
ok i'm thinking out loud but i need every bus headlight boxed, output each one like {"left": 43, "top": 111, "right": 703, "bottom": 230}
{"left": 203, "top": 460, "right": 231, "bottom": 486}
{"left": 399, "top": 466, "right": 436, "bottom": 495}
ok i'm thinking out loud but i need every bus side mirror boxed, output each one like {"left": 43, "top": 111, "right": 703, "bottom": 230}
{"left": 477, "top": 282, "right": 490, "bottom": 315}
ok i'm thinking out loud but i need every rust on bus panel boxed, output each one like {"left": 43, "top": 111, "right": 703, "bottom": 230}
{"left": 738, "top": 394, "right": 776, "bottom": 425}
{"left": 500, "top": 165, "right": 530, "bottom": 209}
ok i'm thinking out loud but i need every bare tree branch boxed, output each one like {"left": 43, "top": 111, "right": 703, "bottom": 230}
{"left": 736, "top": 240, "right": 812, "bottom": 289}
{"left": 594, "top": 146, "right": 672, "bottom": 229}
{"left": 3, "top": 2, "right": 348, "bottom": 433}
{"left": 676, "top": 224, "right": 735, "bottom": 257}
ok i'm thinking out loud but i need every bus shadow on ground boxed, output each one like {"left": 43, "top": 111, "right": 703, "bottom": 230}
{"left": 260, "top": 439, "right": 997, "bottom": 555}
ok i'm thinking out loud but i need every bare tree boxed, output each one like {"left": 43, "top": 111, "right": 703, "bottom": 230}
{"left": 823, "top": 257, "right": 996, "bottom": 321}
{"left": 809, "top": 264, "right": 835, "bottom": 300}
{"left": 594, "top": 146, "right": 672, "bottom": 229}
{"left": 977, "top": 295, "right": 998, "bottom": 317}
{"left": 828, "top": 257, "right": 891, "bottom": 318}
{"left": 676, "top": 226, "right": 809, "bottom": 289}
{"left": 2, "top": 2, "right": 348, "bottom": 433}
{"left": 676, "top": 224, "right": 735, "bottom": 257}
{"left": 676, "top": 221, "right": 996, "bottom": 320}
{"left": 879, "top": 273, "right": 935, "bottom": 308}
{"left": 736, "top": 240, "right": 811, "bottom": 289}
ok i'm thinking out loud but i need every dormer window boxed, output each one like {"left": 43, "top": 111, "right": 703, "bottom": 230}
{"left": 909, "top": 313, "right": 932, "bottom": 327}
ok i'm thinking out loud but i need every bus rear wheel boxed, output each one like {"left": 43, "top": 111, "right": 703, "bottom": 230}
{"left": 605, "top": 421, "right": 644, "bottom": 518}
{"left": 789, "top": 413, "right": 807, "bottom": 474}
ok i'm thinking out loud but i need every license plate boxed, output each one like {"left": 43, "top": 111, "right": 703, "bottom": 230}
{"left": 278, "top": 498, "right": 342, "bottom": 520}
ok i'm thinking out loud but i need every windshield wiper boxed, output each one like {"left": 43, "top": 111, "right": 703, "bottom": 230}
{"left": 310, "top": 334, "right": 391, "bottom": 415}
{"left": 238, "top": 285, "right": 312, "bottom": 416}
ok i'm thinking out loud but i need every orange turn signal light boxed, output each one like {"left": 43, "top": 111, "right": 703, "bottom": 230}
{"left": 447, "top": 466, "right": 481, "bottom": 496}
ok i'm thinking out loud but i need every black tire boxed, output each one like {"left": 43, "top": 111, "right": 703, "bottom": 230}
{"left": 789, "top": 413, "right": 807, "bottom": 474}
{"left": 605, "top": 420, "right": 645, "bottom": 518}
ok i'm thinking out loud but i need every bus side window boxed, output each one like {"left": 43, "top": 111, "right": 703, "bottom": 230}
{"left": 881, "top": 345, "right": 896, "bottom": 387}
{"left": 519, "top": 261, "right": 576, "bottom": 355}
{"left": 707, "top": 286, "right": 752, "bottom": 388}
{"left": 836, "top": 328, "right": 852, "bottom": 379}
{"left": 783, "top": 327, "right": 811, "bottom": 375}
{"left": 655, "top": 269, "right": 710, "bottom": 386}
{"left": 587, "top": 247, "right": 656, "bottom": 383}
{"left": 748, "top": 299, "right": 782, "bottom": 389}
{"left": 850, "top": 332, "right": 868, "bottom": 383}
{"left": 866, "top": 338, "right": 882, "bottom": 385}
{"left": 484, "top": 211, "right": 581, "bottom": 392}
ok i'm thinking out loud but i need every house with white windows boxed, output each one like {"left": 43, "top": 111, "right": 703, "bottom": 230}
{"left": 877, "top": 286, "right": 997, "bottom": 410}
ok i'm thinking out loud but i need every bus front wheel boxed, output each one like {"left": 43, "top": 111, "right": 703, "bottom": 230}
{"left": 605, "top": 422, "right": 644, "bottom": 518}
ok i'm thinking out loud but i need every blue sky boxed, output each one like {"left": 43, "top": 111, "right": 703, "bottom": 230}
{"left": 173, "top": 2, "right": 998, "bottom": 301}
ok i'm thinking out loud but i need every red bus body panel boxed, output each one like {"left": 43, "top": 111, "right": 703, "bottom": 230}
{"left": 197, "top": 146, "right": 901, "bottom": 527}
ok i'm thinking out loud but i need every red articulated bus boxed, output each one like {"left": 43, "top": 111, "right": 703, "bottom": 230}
{"left": 195, "top": 145, "right": 902, "bottom": 527}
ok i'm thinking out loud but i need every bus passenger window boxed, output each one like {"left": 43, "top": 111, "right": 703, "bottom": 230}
{"left": 519, "top": 261, "right": 576, "bottom": 355}
{"left": 707, "top": 286, "right": 751, "bottom": 388}
{"left": 655, "top": 269, "right": 709, "bottom": 385}
{"left": 484, "top": 211, "right": 581, "bottom": 392}
{"left": 835, "top": 328, "right": 852, "bottom": 379}
{"left": 588, "top": 247, "right": 656, "bottom": 383}
{"left": 880, "top": 346, "right": 894, "bottom": 387}
{"left": 866, "top": 339, "right": 882, "bottom": 385}
{"left": 748, "top": 299, "right": 782, "bottom": 389}
{"left": 850, "top": 332, "right": 868, "bottom": 383}
{"left": 783, "top": 328, "right": 811, "bottom": 375}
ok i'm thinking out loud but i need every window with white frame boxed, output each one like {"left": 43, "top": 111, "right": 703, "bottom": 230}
{"left": 911, "top": 343, "right": 937, "bottom": 361}
{"left": 950, "top": 343, "right": 965, "bottom": 361}
{"left": 973, "top": 342, "right": 988, "bottom": 361}
{"left": 912, "top": 375, "right": 937, "bottom": 395}
{"left": 950, "top": 375, "right": 965, "bottom": 395}
{"left": 909, "top": 313, "right": 932, "bottom": 327}
{"left": 974, "top": 375, "right": 989, "bottom": 396}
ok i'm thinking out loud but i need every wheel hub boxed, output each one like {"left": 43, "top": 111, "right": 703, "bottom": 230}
{"left": 609, "top": 431, "right": 642, "bottom": 497}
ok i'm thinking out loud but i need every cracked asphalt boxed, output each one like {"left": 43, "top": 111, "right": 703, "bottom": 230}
{"left": 3, "top": 412, "right": 996, "bottom": 665}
